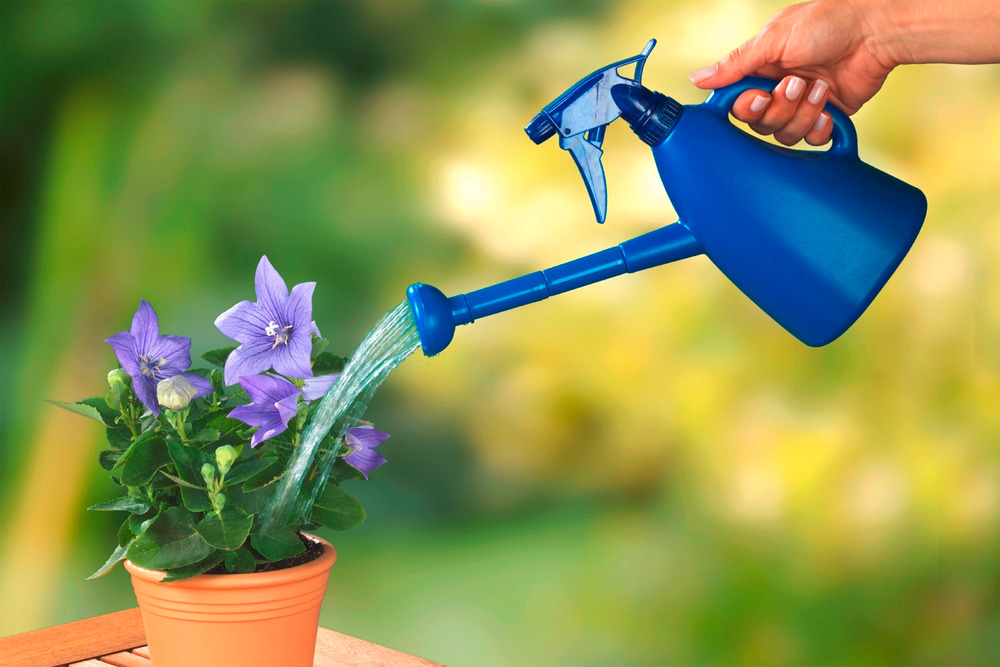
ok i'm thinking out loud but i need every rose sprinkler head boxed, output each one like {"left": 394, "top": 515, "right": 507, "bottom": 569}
{"left": 406, "top": 282, "right": 460, "bottom": 357}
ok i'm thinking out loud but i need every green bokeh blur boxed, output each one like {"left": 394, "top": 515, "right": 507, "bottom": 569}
{"left": 2, "top": 1, "right": 998, "bottom": 664}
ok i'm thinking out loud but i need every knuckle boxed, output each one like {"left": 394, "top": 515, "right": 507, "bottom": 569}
{"left": 774, "top": 131, "right": 801, "bottom": 146}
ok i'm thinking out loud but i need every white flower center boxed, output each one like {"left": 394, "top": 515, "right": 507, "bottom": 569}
{"left": 139, "top": 354, "right": 168, "bottom": 379}
{"left": 264, "top": 320, "right": 293, "bottom": 349}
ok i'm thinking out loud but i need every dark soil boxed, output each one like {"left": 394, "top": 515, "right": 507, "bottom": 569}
{"left": 205, "top": 533, "right": 324, "bottom": 575}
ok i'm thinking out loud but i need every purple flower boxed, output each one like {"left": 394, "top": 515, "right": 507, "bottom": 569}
{"left": 228, "top": 375, "right": 301, "bottom": 447}
{"left": 343, "top": 425, "right": 389, "bottom": 479}
{"left": 215, "top": 256, "right": 315, "bottom": 386}
{"left": 105, "top": 300, "right": 213, "bottom": 416}
{"left": 301, "top": 374, "right": 339, "bottom": 401}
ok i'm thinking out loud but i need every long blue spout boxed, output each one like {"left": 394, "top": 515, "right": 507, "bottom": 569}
{"left": 407, "top": 222, "right": 702, "bottom": 356}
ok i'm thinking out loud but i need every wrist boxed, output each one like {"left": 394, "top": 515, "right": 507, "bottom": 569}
{"left": 850, "top": 0, "right": 917, "bottom": 68}
{"left": 856, "top": 0, "right": 1000, "bottom": 66}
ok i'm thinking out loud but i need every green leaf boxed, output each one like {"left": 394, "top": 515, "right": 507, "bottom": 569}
{"left": 118, "top": 518, "right": 135, "bottom": 547}
{"left": 160, "top": 551, "right": 225, "bottom": 583}
{"left": 158, "top": 470, "right": 205, "bottom": 490}
{"left": 105, "top": 426, "right": 131, "bottom": 451}
{"left": 47, "top": 399, "right": 105, "bottom": 424}
{"left": 242, "top": 456, "right": 285, "bottom": 491}
{"left": 224, "top": 458, "right": 277, "bottom": 487}
{"left": 86, "top": 542, "right": 133, "bottom": 580}
{"left": 201, "top": 347, "right": 236, "bottom": 368}
{"left": 312, "top": 352, "right": 347, "bottom": 375}
{"left": 224, "top": 547, "right": 258, "bottom": 574}
{"left": 88, "top": 496, "right": 151, "bottom": 513}
{"left": 226, "top": 484, "right": 273, "bottom": 516}
{"left": 311, "top": 336, "right": 329, "bottom": 359}
{"left": 210, "top": 369, "right": 226, "bottom": 395}
{"left": 179, "top": 486, "right": 213, "bottom": 513}
{"left": 167, "top": 439, "right": 214, "bottom": 511}
{"left": 310, "top": 484, "right": 366, "bottom": 531}
{"left": 112, "top": 430, "right": 159, "bottom": 473}
{"left": 119, "top": 435, "right": 170, "bottom": 486}
{"left": 190, "top": 427, "right": 221, "bottom": 443}
{"left": 195, "top": 509, "right": 253, "bottom": 551}
{"left": 251, "top": 527, "right": 304, "bottom": 561}
{"left": 80, "top": 396, "right": 120, "bottom": 424}
{"left": 166, "top": 439, "right": 211, "bottom": 484}
{"left": 105, "top": 380, "right": 130, "bottom": 411}
{"left": 200, "top": 411, "right": 243, "bottom": 438}
{"left": 129, "top": 508, "right": 159, "bottom": 537}
{"left": 99, "top": 450, "right": 123, "bottom": 471}
{"left": 126, "top": 507, "right": 213, "bottom": 570}
{"left": 330, "top": 458, "right": 366, "bottom": 484}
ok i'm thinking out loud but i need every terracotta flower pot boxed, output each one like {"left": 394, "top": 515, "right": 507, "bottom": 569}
{"left": 124, "top": 534, "right": 336, "bottom": 667}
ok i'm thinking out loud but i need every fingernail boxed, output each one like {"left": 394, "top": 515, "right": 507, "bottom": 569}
{"left": 813, "top": 113, "right": 829, "bottom": 131}
{"left": 808, "top": 79, "right": 829, "bottom": 105}
{"left": 749, "top": 95, "right": 770, "bottom": 113}
{"left": 785, "top": 76, "right": 805, "bottom": 101}
{"left": 688, "top": 64, "right": 717, "bottom": 85}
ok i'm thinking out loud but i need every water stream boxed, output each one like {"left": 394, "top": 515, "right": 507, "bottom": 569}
{"left": 259, "top": 300, "right": 421, "bottom": 532}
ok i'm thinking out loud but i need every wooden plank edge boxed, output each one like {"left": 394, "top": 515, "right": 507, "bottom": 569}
{"left": 314, "top": 628, "right": 445, "bottom": 667}
{"left": 0, "top": 608, "right": 145, "bottom": 667}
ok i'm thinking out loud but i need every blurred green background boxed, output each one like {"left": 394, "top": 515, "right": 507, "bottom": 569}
{"left": 1, "top": 1, "right": 998, "bottom": 664}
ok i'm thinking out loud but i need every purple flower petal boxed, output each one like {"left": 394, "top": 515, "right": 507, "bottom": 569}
{"left": 302, "top": 374, "right": 338, "bottom": 401}
{"left": 105, "top": 331, "right": 140, "bottom": 376}
{"left": 215, "top": 300, "right": 270, "bottom": 343}
{"left": 310, "top": 321, "right": 322, "bottom": 338}
{"left": 269, "top": 336, "right": 314, "bottom": 380}
{"left": 345, "top": 425, "right": 390, "bottom": 450}
{"left": 237, "top": 373, "right": 300, "bottom": 405}
{"left": 274, "top": 393, "right": 300, "bottom": 426}
{"left": 229, "top": 374, "right": 301, "bottom": 447}
{"left": 223, "top": 340, "right": 276, "bottom": 387}
{"left": 255, "top": 256, "right": 290, "bottom": 318}
{"left": 133, "top": 375, "right": 160, "bottom": 417}
{"left": 344, "top": 447, "right": 387, "bottom": 480}
{"left": 130, "top": 300, "right": 160, "bottom": 356}
{"left": 251, "top": 419, "right": 289, "bottom": 447}
{"left": 228, "top": 402, "right": 276, "bottom": 427}
{"left": 149, "top": 334, "right": 193, "bottom": 376}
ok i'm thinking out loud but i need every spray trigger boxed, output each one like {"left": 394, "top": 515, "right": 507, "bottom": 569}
{"left": 524, "top": 39, "right": 656, "bottom": 223}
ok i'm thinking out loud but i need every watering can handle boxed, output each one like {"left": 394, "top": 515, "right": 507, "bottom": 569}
{"left": 702, "top": 76, "right": 859, "bottom": 159}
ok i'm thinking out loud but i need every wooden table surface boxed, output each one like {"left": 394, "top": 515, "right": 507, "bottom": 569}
{"left": 0, "top": 608, "right": 443, "bottom": 667}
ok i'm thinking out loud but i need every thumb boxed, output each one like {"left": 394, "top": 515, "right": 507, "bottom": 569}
{"left": 689, "top": 39, "right": 770, "bottom": 89}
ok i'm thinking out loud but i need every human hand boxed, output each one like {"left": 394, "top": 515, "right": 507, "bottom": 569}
{"left": 688, "top": 0, "right": 898, "bottom": 147}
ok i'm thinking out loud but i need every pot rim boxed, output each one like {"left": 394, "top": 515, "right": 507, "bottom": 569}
{"left": 124, "top": 532, "right": 336, "bottom": 588}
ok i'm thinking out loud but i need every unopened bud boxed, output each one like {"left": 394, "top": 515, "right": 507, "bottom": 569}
{"left": 215, "top": 445, "right": 238, "bottom": 475}
{"left": 157, "top": 375, "right": 197, "bottom": 411}
{"left": 108, "top": 368, "right": 131, "bottom": 389}
{"left": 214, "top": 493, "right": 226, "bottom": 512}
{"left": 201, "top": 463, "right": 216, "bottom": 486}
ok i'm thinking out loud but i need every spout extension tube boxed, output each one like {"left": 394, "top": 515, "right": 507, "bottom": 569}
{"left": 407, "top": 222, "right": 702, "bottom": 356}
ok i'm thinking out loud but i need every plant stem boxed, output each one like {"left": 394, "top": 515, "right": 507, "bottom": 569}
{"left": 174, "top": 411, "right": 188, "bottom": 443}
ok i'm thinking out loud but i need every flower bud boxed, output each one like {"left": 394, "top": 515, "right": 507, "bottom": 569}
{"left": 201, "top": 463, "right": 216, "bottom": 486}
{"left": 157, "top": 375, "right": 198, "bottom": 411}
{"left": 214, "top": 492, "right": 226, "bottom": 512}
{"left": 108, "top": 368, "right": 131, "bottom": 389}
{"left": 215, "top": 445, "right": 238, "bottom": 475}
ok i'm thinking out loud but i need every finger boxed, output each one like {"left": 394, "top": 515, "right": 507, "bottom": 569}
{"left": 774, "top": 79, "right": 830, "bottom": 146}
{"left": 730, "top": 89, "right": 772, "bottom": 125}
{"left": 748, "top": 75, "right": 806, "bottom": 137}
{"left": 688, "top": 36, "right": 770, "bottom": 89}
{"left": 805, "top": 111, "right": 834, "bottom": 146}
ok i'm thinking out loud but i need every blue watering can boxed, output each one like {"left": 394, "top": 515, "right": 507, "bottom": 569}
{"left": 407, "top": 39, "right": 926, "bottom": 356}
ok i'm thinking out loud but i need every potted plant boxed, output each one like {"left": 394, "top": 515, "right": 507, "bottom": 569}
{"left": 52, "top": 256, "right": 391, "bottom": 667}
